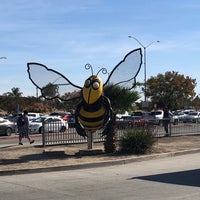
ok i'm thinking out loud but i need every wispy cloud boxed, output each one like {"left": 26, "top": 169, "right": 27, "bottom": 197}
{"left": 1, "top": 0, "right": 200, "bottom": 96}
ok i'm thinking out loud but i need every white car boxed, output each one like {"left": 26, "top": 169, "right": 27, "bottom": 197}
{"left": 173, "top": 111, "right": 188, "bottom": 123}
{"left": 186, "top": 111, "right": 200, "bottom": 123}
{"left": 29, "top": 116, "right": 68, "bottom": 134}
{"left": 149, "top": 110, "right": 164, "bottom": 125}
{"left": 28, "top": 112, "right": 43, "bottom": 121}
{"left": 0, "top": 117, "right": 15, "bottom": 136}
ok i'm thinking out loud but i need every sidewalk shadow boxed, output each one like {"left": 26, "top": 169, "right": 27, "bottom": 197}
{"left": 0, "top": 152, "right": 76, "bottom": 165}
{"left": 129, "top": 169, "right": 200, "bottom": 187}
{"left": 0, "top": 145, "right": 106, "bottom": 166}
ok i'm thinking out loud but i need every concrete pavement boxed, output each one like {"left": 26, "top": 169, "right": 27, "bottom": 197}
{"left": 1, "top": 152, "right": 200, "bottom": 200}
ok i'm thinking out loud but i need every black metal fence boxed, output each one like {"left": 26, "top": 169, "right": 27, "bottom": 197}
{"left": 42, "top": 120, "right": 200, "bottom": 146}
{"left": 42, "top": 127, "right": 105, "bottom": 146}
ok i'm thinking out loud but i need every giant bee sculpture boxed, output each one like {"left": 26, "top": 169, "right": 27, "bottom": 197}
{"left": 27, "top": 48, "right": 142, "bottom": 137}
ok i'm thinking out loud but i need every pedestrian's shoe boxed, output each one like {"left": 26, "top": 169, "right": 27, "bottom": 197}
{"left": 30, "top": 140, "right": 35, "bottom": 144}
{"left": 19, "top": 142, "right": 23, "bottom": 145}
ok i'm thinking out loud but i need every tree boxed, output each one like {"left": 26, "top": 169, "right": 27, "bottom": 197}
{"left": 3, "top": 87, "right": 23, "bottom": 97}
{"left": 146, "top": 71, "right": 196, "bottom": 110}
{"left": 191, "top": 95, "right": 200, "bottom": 110}
{"left": 42, "top": 83, "right": 59, "bottom": 99}
{"left": 104, "top": 84, "right": 139, "bottom": 114}
{"left": 103, "top": 84, "right": 140, "bottom": 153}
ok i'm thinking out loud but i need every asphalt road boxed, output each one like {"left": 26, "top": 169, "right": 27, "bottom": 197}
{"left": 0, "top": 152, "right": 200, "bottom": 200}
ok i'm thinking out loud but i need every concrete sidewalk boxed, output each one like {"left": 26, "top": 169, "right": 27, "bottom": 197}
{"left": 1, "top": 135, "right": 200, "bottom": 176}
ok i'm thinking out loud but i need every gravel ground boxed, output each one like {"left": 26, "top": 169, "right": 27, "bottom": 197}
{"left": 1, "top": 135, "right": 200, "bottom": 173}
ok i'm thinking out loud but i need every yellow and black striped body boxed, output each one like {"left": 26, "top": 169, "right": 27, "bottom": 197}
{"left": 78, "top": 100, "right": 107, "bottom": 131}
{"left": 75, "top": 96, "right": 112, "bottom": 137}
{"left": 74, "top": 75, "right": 112, "bottom": 137}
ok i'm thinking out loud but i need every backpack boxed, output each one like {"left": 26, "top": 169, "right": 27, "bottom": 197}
{"left": 17, "top": 115, "right": 25, "bottom": 127}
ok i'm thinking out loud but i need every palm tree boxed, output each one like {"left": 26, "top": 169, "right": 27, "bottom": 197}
{"left": 3, "top": 87, "right": 23, "bottom": 97}
{"left": 103, "top": 84, "right": 140, "bottom": 153}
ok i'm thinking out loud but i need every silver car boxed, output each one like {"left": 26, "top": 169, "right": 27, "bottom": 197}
{"left": 186, "top": 111, "right": 200, "bottom": 123}
{"left": 0, "top": 117, "right": 15, "bottom": 136}
{"left": 29, "top": 116, "right": 68, "bottom": 134}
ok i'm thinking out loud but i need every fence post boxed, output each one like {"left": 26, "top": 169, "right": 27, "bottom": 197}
{"left": 42, "top": 121, "right": 45, "bottom": 147}
{"left": 87, "top": 132, "right": 93, "bottom": 149}
{"left": 169, "top": 120, "right": 172, "bottom": 136}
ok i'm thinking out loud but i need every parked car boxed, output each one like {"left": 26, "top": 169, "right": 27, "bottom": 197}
{"left": 131, "top": 111, "right": 144, "bottom": 120}
{"left": 116, "top": 115, "right": 132, "bottom": 129}
{"left": 173, "top": 111, "right": 187, "bottom": 122}
{"left": 27, "top": 112, "right": 43, "bottom": 121}
{"left": 169, "top": 112, "right": 179, "bottom": 125}
{"left": 186, "top": 111, "right": 200, "bottom": 123}
{"left": 149, "top": 110, "right": 164, "bottom": 125}
{"left": 49, "top": 112, "right": 71, "bottom": 121}
{"left": 149, "top": 110, "right": 179, "bottom": 125}
{"left": 0, "top": 117, "right": 15, "bottom": 136}
{"left": 132, "top": 111, "right": 151, "bottom": 121}
{"left": 116, "top": 115, "right": 150, "bottom": 129}
{"left": 29, "top": 116, "right": 68, "bottom": 134}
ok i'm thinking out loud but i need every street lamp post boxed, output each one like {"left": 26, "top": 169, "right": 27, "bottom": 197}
{"left": 128, "top": 36, "right": 159, "bottom": 103}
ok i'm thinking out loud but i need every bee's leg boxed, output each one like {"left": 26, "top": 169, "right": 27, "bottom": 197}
{"left": 101, "top": 98, "right": 113, "bottom": 136}
{"left": 75, "top": 122, "right": 87, "bottom": 137}
{"left": 74, "top": 103, "right": 87, "bottom": 137}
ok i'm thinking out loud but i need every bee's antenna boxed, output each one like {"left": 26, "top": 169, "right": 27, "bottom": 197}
{"left": 96, "top": 68, "right": 108, "bottom": 76}
{"left": 85, "top": 63, "right": 93, "bottom": 75}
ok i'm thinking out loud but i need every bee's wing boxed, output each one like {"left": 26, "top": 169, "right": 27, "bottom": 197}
{"left": 27, "top": 62, "right": 82, "bottom": 101}
{"left": 104, "top": 48, "right": 142, "bottom": 89}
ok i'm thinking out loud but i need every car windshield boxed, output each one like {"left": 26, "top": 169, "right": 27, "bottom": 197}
{"left": 150, "top": 111, "right": 162, "bottom": 116}
{"left": 132, "top": 112, "right": 143, "bottom": 116}
{"left": 0, "top": 116, "right": 10, "bottom": 123}
{"left": 178, "top": 112, "right": 185, "bottom": 115}
{"left": 189, "top": 112, "right": 198, "bottom": 116}
{"left": 121, "top": 116, "right": 134, "bottom": 120}
{"left": 31, "top": 117, "right": 47, "bottom": 122}
{"left": 0, "top": 119, "right": 7, "bottom": 124}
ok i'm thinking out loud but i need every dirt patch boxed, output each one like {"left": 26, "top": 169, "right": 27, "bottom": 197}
{"left": 153, "top": 135, "right": 200, "bottom": 153}
{"left": 1, "top": 135, "right": 200, "bottom": 172}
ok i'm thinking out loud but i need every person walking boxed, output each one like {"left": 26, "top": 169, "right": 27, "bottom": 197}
{"left": 163, "top": 108, "right": 170, "bottom": 137}
{"left": 18, "top": 110, "right": 34, "bottom": 145}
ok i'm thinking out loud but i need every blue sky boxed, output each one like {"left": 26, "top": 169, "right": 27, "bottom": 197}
{"left": 1, "top": 0, "right": 200, "bottom": 99}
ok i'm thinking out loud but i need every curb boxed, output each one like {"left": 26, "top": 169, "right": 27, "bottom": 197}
{"left": 1, "top": 148, "right": 200, "bottom": 176}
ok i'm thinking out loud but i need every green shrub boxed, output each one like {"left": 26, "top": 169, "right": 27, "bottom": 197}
{"left": 119, "top": 129, "right": 156, "bottom": 154}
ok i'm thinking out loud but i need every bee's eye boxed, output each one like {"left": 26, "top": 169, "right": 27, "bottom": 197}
{"left": 84, "top": 79, "right": 91, "bottom": 88}
{"left": 92, "top": 81, "right": 100, "bottom": 90}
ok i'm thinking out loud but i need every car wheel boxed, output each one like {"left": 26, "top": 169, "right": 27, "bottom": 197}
{"left": 39, "top": 127, "right": 42, "bottom": 134}
{"left": 173, "top": 119, "right": 178, "bottom": 125}
{"left": 60, "top": 126, "right": 66, "bottom": 132}
{"left": 5, "top": 128, "right": 12, "bottom": 136}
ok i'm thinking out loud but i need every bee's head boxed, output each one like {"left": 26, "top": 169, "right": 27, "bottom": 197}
{"left": 83, "top": 75, "right": 103, "bottom": 104}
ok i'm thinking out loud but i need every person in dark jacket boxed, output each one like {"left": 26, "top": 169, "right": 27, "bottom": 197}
{"left": 18, "top": 110, "right": 34, "bottom": 145}
{"left": 163, "top": 108, "right": 170, "bottom": 136}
